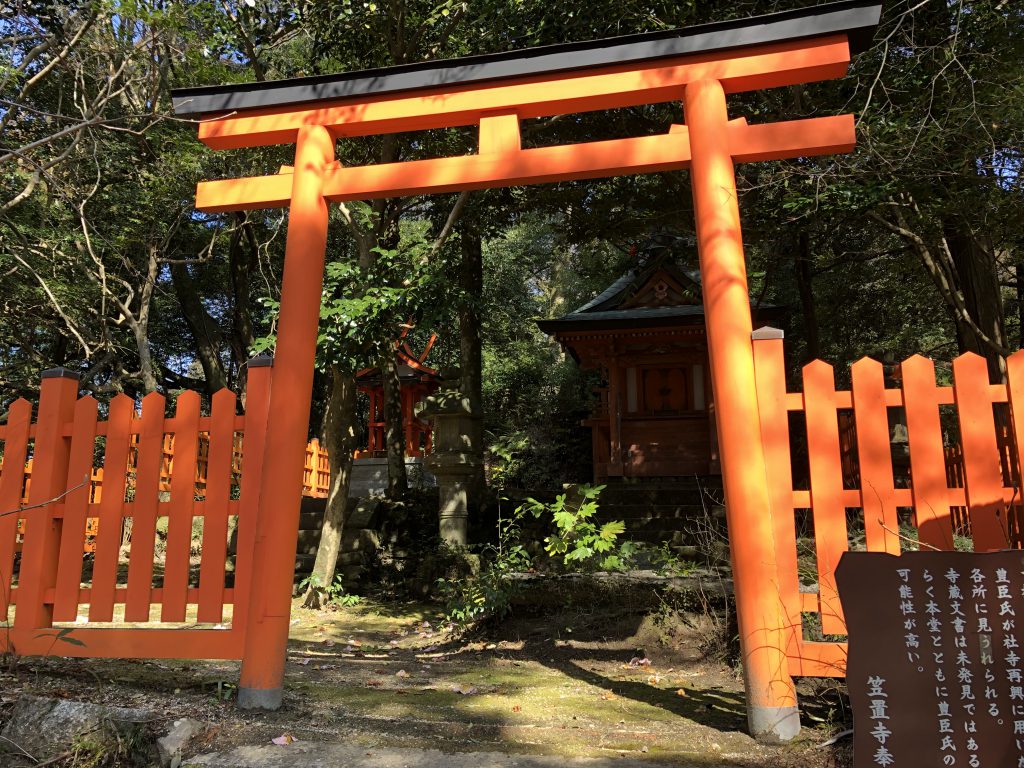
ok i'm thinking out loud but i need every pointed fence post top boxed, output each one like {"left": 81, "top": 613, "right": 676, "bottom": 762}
{"left": 751, "top": 327, "right": 784, "bottom": 341}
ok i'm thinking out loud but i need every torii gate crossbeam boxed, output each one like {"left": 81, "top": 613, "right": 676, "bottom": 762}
{"left": 172, "top": 0, "right": 882, "bottom": 742}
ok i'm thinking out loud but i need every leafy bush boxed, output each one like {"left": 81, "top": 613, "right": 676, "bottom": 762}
{"left": 439, "top": 508, "right": 532, "bottom": 628}
{"left": 441, "top": 484, "right": 638, "bottom": 629}
{"left": 297, "top": 573, "right": 362, "bottom": 608}
{"left": 520, "top": 484, "right": 637, "bottom": 572}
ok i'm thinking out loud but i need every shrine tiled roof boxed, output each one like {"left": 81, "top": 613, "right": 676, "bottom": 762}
{"left": 536, "top": 254, "right": 781, "bottom": 334}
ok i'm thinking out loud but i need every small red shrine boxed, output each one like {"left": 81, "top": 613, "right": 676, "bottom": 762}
{"left": 355, "top": 336, "right": 441, "bottom": 458}
{"left": 538, "top": 243, "right": 783, "bottom": 481}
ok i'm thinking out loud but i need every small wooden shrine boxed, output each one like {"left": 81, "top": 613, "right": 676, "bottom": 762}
{"left": 538, "top": 244, "right": 783, "bottom": 481}
{"left": 355, "top": 335, "right": 441, "bottom": 458}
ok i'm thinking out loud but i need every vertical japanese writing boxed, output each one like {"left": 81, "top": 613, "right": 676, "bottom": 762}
{"left": 933, "top": 567, "right": 959, "bottom": 765}
{"left": 868, "top": 675, "right": 895, "bottom": 767}
{"left": 993, "top": 567, "right": 1023, "bottom": 767}
{"left": 839, "top": 550, "right": 1024, "bottom": 768}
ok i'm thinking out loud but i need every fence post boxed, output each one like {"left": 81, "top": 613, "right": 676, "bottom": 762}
{"left": 685, "top": 79, "right": 799, "bottom": 742}
{"left": 231, "top": 356, "right": 272, "bottom": 637}
{"left": 237, "top": 124, "right": 334, "bottom": 710}
{"left": 15, "top": 369, "right": 79, "bottom": 632}
{"left": 751, "top": 328, "right": 802, "bottom": 668}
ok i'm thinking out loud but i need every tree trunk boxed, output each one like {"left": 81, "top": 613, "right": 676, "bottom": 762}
{"left": 380, "top": 351, "right": 408, "bottom": 497}
{"left": 944, "top": 221, "right": 1007, "bottom": 379}
{"left": 794, "top": 230, "right": 821, "bottom": 362}
{"left": 1017, "top": 262, "right": 1024, "bottom": 350}
{"left": 134, "top": 246, "right": 161, "bottom": 394}
{"left": 229, "top": 214, "right": 258, "bottom": 398}
{"left": 170, "top": 261, "right": 229, "bottom": 395}
{"left": 302, "top": 366, "right": 358, "bottom": 609}
{"left": 459, "top": 227, "right": 486, "bottom": 509}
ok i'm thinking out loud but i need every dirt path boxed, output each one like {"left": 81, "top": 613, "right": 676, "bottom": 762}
{"left": 0, "top": 598, "right": 851, "bottom": 767}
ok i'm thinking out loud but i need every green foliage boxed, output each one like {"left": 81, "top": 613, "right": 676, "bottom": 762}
{"left": 520, "top": 484, "right": 637, "bottom": 572}
{"left": 298, "top": 573, "right": 362, "bottom": 608}
{"left": 648, "top": 542, "right": 700, "bottom": 577}
{"left": 439, "top": 510, "right": 532, "bottom": 629}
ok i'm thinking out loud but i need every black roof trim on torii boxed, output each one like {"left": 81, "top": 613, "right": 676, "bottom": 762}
{"left": 171, "top": 0, "right": 882, "bottom": 116}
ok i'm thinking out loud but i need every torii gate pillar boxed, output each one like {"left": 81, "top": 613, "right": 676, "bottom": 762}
{"left": 686, "top": 78, "right": 799, "bottom": 740}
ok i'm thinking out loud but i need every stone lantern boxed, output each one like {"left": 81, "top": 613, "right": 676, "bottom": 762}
{"left": 418, "top": 384, "right": 482, "bottom": 546}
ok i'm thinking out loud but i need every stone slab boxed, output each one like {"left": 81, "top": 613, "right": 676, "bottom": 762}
{"left": 186, "top": 742, "right": 676, "bottom": 768}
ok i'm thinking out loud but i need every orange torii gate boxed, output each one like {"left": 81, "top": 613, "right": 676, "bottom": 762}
{"left": 172, "top": 0, "right": 882, "bottom": 739}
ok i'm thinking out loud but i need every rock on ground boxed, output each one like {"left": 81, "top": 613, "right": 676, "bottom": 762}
{"left": 0, "top": 695, "right": 155, "bottom": 761}
{"left": 158, "top": 717, "right": 212, "bottom": 768}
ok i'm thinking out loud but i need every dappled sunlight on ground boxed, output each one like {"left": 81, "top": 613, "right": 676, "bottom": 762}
{"left": 0, "top": 596, "right": 846, "bottom": 766}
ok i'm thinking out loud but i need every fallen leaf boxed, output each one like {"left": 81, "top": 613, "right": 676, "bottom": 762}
{"left": 395, "top": 669, "right": 409, "bottom": 678}
{"left": 628, "top": 657, "right": 651, "bottom": 667}
{"left": 647, "top": 674, "right": 661, "bottom": 685}
{"left": 675, "top": 688, "right": 687, "bottom": 697}
{"left": 600, "top": 692, "right": 616, "bottom": 701}
{"left": 271, "top": 733, "right": 297, "bottom": 746}
{"left": 296, "top": 658, "right": 311, "bottom": 666}
{"left": 366, "top": 679, "right": 384, "bottom": 687}
{"left": 512, "top": 705, "right": 522, "bottom": 713}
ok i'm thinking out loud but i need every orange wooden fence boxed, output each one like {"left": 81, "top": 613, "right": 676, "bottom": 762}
{"left": 0, "top": 364, "right": 272, "bottom": 659}
{"left": 1, "top": 430, "right": 332, "bottom": 553}
{"left": 753, "top": 328, "right": 1024, "bottom": 679}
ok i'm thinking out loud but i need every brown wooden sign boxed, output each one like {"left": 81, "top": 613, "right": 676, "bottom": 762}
{"left": 837, "top": 550, "right": 1024, "bottom": 767}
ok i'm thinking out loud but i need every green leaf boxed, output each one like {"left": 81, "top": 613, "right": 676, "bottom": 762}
{"left": 598, "top": 520, "right": 626, "bottom": 540}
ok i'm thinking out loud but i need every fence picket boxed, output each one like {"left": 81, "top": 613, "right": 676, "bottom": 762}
{"left": 89, "top": 394, "right": 135, "bottom": 622}
{"left": 953, "top": 353, "right": 1010, "bottom": 551}
{"left": 162, "top": 391, "right": 201, "bottom": 622}
{"left": 901, "top": 355, "right": 956, "bottom": 550}
{"left": 52, "top": 396, "right": 99, "bottom": 622}
{"left": 125, "top": 392, "right": 167, "bottom": 622}
{"left": 803, "top": 360, "right": 848, "bottom": 635}
{"left": 851, "top": 358, "right": 900, "bottom": 554}
{"left": 1006, "top": 352, "right": 1024, "bottom": 544}
{"left": 0, "top": 399, "right": 33, "bottom": 620}
{"left": 197, "top": 389, "right": 236, "bottom": 623}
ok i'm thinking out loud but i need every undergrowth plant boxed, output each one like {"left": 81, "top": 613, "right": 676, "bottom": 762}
{"left": 438, "top": 507, "right": 531, "bottom": 629}
{"left": 297, "top": 573, "right": 362, "bottom": 608}
{"left": 441, "top": 483, "right": 637, "bottom": 629}
{"left": 520, "top": 484, "right": 637, "bottom": 572}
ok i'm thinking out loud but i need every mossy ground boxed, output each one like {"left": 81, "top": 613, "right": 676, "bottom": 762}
{"left": 0, "top": 597, "right": 851, "bottom": 767}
